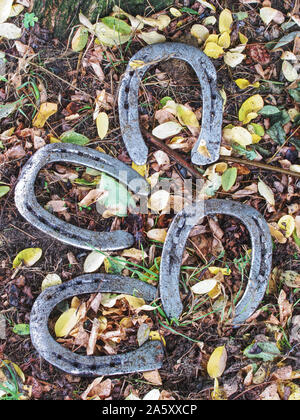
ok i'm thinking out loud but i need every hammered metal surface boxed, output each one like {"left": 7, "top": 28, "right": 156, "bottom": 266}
{"left": 15, "top": 143, "right": 150, "bottom": 251}
{"left": 30, "top": 274, "right": 164, "bottom": 376}
{"left": 119, "top": 42, "right": 223, "bottom": 166}
{"left": 159, "top": 199, "right": 273, "bottom": 326}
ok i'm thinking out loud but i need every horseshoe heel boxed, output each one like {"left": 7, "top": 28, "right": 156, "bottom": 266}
{"left": 159, "top": 199, "right": 273, "bottom": 326}
{"left": 119, "top": 42, "right": 223, "bottom": 166}
{"left": 15, "top": 143, "right": 150, "bottom": 251}
{"left": 30, "top": 274, "right": 164, "bottom": 376}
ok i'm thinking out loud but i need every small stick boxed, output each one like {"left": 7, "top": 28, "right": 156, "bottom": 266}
{"left": 142, "top": 129, "right": 204, "bottom": 179}
{"left": 220, "top": 156, "right": 300, "bottom": 179}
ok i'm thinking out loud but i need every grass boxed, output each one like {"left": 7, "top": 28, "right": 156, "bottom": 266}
{"left": 0, "top": 362, "right": 22, "bottom": 401}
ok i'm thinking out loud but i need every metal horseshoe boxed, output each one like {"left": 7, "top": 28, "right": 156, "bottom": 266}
{"left": 15, "top": 143, "right": 150, "bottom": 251}
{"left": 159, "top": 199, "right": 273, "bottom": 326}
{"left": 30, "top": 274, "right": 164, "bottom": 376}
{"left": 119, "top": 42, "right": 223, "bottom": 166}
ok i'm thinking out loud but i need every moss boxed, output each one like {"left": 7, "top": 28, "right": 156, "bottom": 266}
{"left": 33, "top": 0, "right": 173, "bottom": 39}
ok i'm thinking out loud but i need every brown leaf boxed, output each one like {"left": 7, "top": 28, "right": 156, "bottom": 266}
{"left": 87, "top": 318, "right": 100, "bottom": 355}
{"left": 278, "top": 290, "right": 293, "bottom": 328}
{"left": 143, "top": 369, "right": 162, "bottom": 386}
{"left": 248, "top": 44, "right": 270, "bottom": 65}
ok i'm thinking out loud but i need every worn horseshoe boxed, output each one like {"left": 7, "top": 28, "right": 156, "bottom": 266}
{"left": 159, "top": 199, "right": 273, "bottom": 326}
{"left": 30, "top": 274, "right": 164, "bottom": 376}
{"left": 119, "top": 42, "right": 223, "bottom": 166}
{"left": 15, "top": 143, "right": 150, "bottom": 251}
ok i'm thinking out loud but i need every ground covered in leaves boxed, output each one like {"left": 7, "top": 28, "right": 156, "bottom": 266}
{"left": 0, "top": 0, "right": 299, "bottom": 401}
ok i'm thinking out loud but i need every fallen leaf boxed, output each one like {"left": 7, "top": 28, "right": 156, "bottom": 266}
{"left": 204, "top": 42, "right": 224, "bottom": 59}
{"left": 258, "top": 179, "right": 275, "bottom": 206}
{"left": 143, "top": 370, "right": 162, "bottom": 386}
{"left": 152, "top": 121, "right": 183, "bottom": 139}
{"left": 222, "top": 167, "right": 237, "bottom": 191}
{"left": 96, "top": 112, "right": 109, "bottom": 139}
{"left": 72, "top": 26, "right": 89, "bottom": 52}
{"left": 139, "top": 31, "right": 166, "bottom": 44}
{"left": 148, "top": 190, "right": 170, "bottom": 213}
{"left": 0, "top": 0, "right": 13, "bottom": 23}
{"left": 282, "top": 61, "right": 299, "bottom": 82}
{"left": 143, "top": 389, "right": 161, "bottom": 400}
{"left": 260, "top": 7, "right": 285, "bottom": 25}
{"left": 0, "top": 185, "right": 10, "bottom": 198}
{"left": 207, "top": 346, "right": 227, "bottom": 379}
{"left": 33, "top": 102, "right": 57, "bottom": 128}
{"left": 191, "top": 279, "right": 218, "bottom": 295}
{"left": 41, "top": 274, "right": 62, "bottom": 291}
{"left": 54, "top": 308, "right": 80, "bottom": 338}
{"left": 137, "top": 323, "right": 150, "bottom": 347}
{"left": 239, "top": 95, "right": 264, "bottom": 124}
{"left": 278, "top": 215, "right": 295, "bottom": 238}
{"left": 219, "top": 9, "right": 233, "bottom": 33}
{"left": 13, "top": 248, "right": 42, "bottom": 269}
{"left": 191, "top": 24, "right": 209, "bottom": 44}
{"left": 83, "top": 251, "right": 106, "bottom": 273}
{"left": 146, "top": 229, "right": 167, "bottom": 243}
{"left": 278, "top": 289, "right": 293, "bottom": 327}
{"left": 0, "top": 22, "right": 22, "bottom": 39}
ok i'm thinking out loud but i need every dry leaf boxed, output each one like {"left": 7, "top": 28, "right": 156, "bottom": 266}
{"left": 83, "top": 251, "right": 106, "bottom": 273}
{"left": 258, "top": 179, "right": 275, "bottom": 206}
{"left": 152, "top": 121, "right": 183, "bottom": 139}
{"left": 139, "top": 31, "right": 166, "bottom": 44}
{"left": 13, "top": 248, "right": 42, "bottom": 269}
{"left": 0, "top": 22, "right": 21, "bottom": 39}
{"left": 278, "top": 215, "right": 295, "bottom": 238}
{"left": 282, "top": 61, "right": 299, "bottom": 82}
{"left": 191, "top": 279, "right": 218, "bottom": 295}
{"left": 54, "top": 308, "right": 80, "bottom": 338}
{"left": 191, "top": 24, "right": 209, "bottom": 44}
{"left": 96, "top": 112, "right": 109, "bottom": 139}
{"left": 204, "top": 42, "right": 224, "bottom": 59}
{"left": 33, "top": 102, "right": 58, "bottom": 128}
{"left": 143, "top": 370, "right": 162, "bottom": 386}
{"left": 278, "top": 289, "right": 293, "bottom": 328}
{"left": 239, "top": 94, "right": 264, "bottom": 124}
{"left": 41, "top": 274, "right": 62, "bottom": 291}
{"left": 207, "top": 346, "right": 227, "bottom": 379}
{"left": 146, "top": 229, "right": 167, "bottom": 242}
{"left": 0, "top": 0, "right": 13, "bottom": 23}
{"left": 219, "top": 9, "right": 233, "bottom": 33}
{"left": 148, "top": 190, "right": 170, "bottom": 212}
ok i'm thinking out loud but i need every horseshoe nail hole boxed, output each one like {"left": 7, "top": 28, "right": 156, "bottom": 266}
{"left": 125, "top": 86, "right": 130, "bottom": 93}
{"left": 56, "top": 354, "right": 62, "bottom": 360}
{"left": 124, "top": 103, "right": 129, "bottom": 110}
{"left": 129, "top": 70, "right": 134, "bottom": 76}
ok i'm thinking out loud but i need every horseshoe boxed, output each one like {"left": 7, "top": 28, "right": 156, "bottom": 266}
{"left": 30, "top": 274, "right": 164, "bottom": 376}
{"left": 15, "top": 143, "right": 150, "bottom": 251}
{"left": 119, "top": 42, "right": 223, "bottom": 166}
{"left": 159, "top": 199, "right": 273, "bottom": 326}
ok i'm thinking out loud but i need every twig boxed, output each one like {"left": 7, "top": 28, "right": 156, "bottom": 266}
{"left": 220, "top": 156, "right": 300, "bottom": 179}
{"left": 142, "top": 129, "right": 204, "bottom": 179}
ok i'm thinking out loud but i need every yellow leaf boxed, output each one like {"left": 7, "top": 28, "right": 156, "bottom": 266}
{"left": 208, "top": 267, "right": 231, "bottom": 276}
{"left": 83, "top": 251, "right": 106, "bottom": 273}
{"left": 258, "top": 179, "right": 275, "bottom": 206}
{"left": 170, "top": 7, "right": 182, "bottom": 17}
{"left": 218, "top": 31, "right": 231, "bottom": 48}
{"left": 219, "top": 9, "right": 233, "bottom": 33}
{"left": 191, "top": 279, "right": 218, "bottom": 295}
{"left": 132, "top": 162, "right": 148, "bottom": 177}
{"left": 278, "top": 215, "right": 295, "bottom": 238}
{"left": 235, "top": 79, "right": 259, "bottom": 90}
{"left": 148, "top": 189, "right": 170, "bottom": 212}
{"left": 223, "top": 126, "right": 253, "bottom": 147}
{"left": 207, "top": 346, "right": 227, "bottom": 379}
{"left": 239, "top": 32, "right": 248, "bottom": 44}
{"left": 71, "top": 26, "right": 88, "bottom": 52}
{"left": 122, "top": 294, "right": 146, "bottom": 309}
{"left": 268, "top": 223, "right": 287, "bottom": 244}
{"left": 224, "top": 52, "right": 245, "bottom": 68}
{"left": 96, "top": 112, "right": 109, "bottom": 139}
{"left": 54, "top": 308, "right": 80, "bottom": 337}
{"left": 238, "top": 95, "right": 264, "bottom": 124}
{"left": 204, "top": 42, "right": 224, "bottom": 59}
{"left": 149, "top": 331, "right": 166, "bottom": 346}
{"left": 146, "top": 228, "right": 167, "bottom": 243}
{"left": 190, "top": 24, "right": 209, "bottom": 44}
{"left": 282, "top": 61, "right": 299, "bottom": 82}
{"left": 211, "top": 377, "right": 227, "bottom": 400}
{"left": 9, "top": 4, "right": 24, "bottom": 17}
{"left": 41, "top": 274, "right": 62, "bottom": 291}
{"left": 138, "top": 31, "right": 166, "bottom": 45}
{"left": 152, "top": 121, "right": 183, "bottom": 139}
{"left": 33, "top": 102, "right": 58, "bottom": 128}
{"left": 198, "top": 0, "right": 216, "bottom": 11}
{"left": 0, "top": 0, "right": 13, "bottom": 23}
{"left": 176, "top": 104, "right": 199, "bottom": 128}
{"left": 205, "top": 34, "right": 219, "bottom": 44}
{"left": 13, "top": 248, "right": 42, "bottom": 269}
{"left": 251, "top": 133, "right": 262, "bottom": 144}
{"left": 94, "top": 22, "right": 131, "bottom": 47}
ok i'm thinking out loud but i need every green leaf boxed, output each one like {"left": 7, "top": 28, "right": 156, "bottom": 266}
{"left": 60, "top": 131, "right": 90, "bottom": 145}
{"left": 234, "top": 12, "right": 248, "bottom": 21}
{"left": 250, "top": 123, "right": 265, "bottom": 136}
{"left": 0, "top": 102, "right": 18, "bottom": 120}
{"left": 231, "top": 144, "right": 257, "bottom": 160}
{"left": 12, "top": 324, "right": 30, "bottom": 336}
{"left": 293, "top": 231, "right": 300, "bottom": 247}
{"left": 267, "top": 121, "right": 286, "bottom": 145}
{"left": 23, "top": 12, "right": 38, "bottom": 29}
{"left": 0, "top": 185, "right": 10, "bottom": 198}
{"left": 222, "top": 168, "right": 237, "bottom": 192}
{"left": 97, "top": 173, "right": 136, "bottom": 217}
{"left": 272, "top": 31, "right": 300, "bottom": 50}
{"left": 101, "top": 17, "right": 132, "bottom": 35}
{"left": 259, "top": 105, "right": 281, "bottom": 116}
{"left": 160, "top": 96, "right": 173, "bottom": 107}
{"left": 180, "top": 7, "right": 200, "bottom": 15}
{"left": 244, "top": 342, "right": 281, "bottom": 362}
{"left": 289, "top": 86, "right": 300, "bottom": 103}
